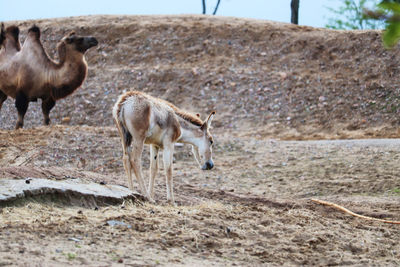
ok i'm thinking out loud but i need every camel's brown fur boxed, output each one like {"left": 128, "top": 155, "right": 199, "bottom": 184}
{"left": 0, "top": 24, "right": 98, "bottom": 129}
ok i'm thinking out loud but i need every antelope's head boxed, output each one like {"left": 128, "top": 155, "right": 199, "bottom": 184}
{"left": 192, "top": 111, "right": 215, "bottom": 170}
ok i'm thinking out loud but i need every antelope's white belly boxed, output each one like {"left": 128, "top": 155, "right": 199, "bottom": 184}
{"left": 144, "top": 122, "right": 164, "bottom": 147}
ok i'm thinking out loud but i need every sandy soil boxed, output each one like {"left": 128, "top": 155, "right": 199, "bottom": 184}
{"left": 1, "top": 15, "right": 400, "bottom": 266}
{"left": 1, "top": 126, "right": 400, "bottom": 266}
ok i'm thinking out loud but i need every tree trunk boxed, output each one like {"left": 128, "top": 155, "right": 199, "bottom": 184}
{"left": 291, "top": 0, "right": 299, "bottom": 25}
{"left": 202, "top": 0, "right": 206, "bottom": 14}
{"left": 213, "top": 0, "right": 221, "bottom": 15}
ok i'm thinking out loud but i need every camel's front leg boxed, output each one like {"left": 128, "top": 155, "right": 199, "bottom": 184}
{"left": 15, "top": 92, "right": 29, "bottom": 129}
{"left": 163, "top": 143, "right": 175, "bottom": 205}
{"left": 148, "top": 144, "right": 159, "bottom": 199}
{"left": 41, "top": 97, "right": 55, "bottom": 125}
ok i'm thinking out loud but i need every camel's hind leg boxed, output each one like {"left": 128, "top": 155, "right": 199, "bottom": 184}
{"left": 148, "top": 144, "right": 159, "bottom": 198}
{"left": 0, "top": 91, "right": 7, "bottom": 111}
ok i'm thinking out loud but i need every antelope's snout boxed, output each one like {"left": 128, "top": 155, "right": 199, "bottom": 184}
{"left": 202, "top": 160, "right": 214, "bottom": 170}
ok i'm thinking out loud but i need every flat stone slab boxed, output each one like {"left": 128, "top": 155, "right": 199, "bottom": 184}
{"left": 0, "top": 178, "right": 142, "bottom": 207}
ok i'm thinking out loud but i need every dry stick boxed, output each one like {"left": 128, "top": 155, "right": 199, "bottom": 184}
{"left": 93, "top": 158, "right": 118, "bottom": 172}
{"left": 311, "top": 198, "right": 400, "bottom": 225}
{"left": 17, "top": 152, "right": 39, "bottom": 166}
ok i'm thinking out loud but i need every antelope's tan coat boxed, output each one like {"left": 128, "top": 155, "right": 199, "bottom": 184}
{"left": 113, "top": 91, "right": 215, "bottom": 204}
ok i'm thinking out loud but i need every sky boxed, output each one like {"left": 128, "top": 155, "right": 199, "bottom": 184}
{"left": 0, "top": 0, "right": 344, "bottom": 28}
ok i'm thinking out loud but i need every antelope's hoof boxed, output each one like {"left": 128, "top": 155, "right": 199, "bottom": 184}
{"left": 15, "top": 123, "right": 23, "bottom": 129}
{"left": 167, "top": 199, "right": 177, "bottom": 207}
{"left": 147, "top": 190, "right": 155, "bottom": 199}
{"left": 146, "top": 196, "right": 156, "bottom": 204}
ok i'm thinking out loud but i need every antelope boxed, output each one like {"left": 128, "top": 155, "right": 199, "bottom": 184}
{"left": 113, "top": 91, "right": 215, "bottom": 204}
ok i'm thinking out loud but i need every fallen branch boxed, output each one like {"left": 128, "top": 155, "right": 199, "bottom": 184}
{"left": 93, "top": 158, "right": 118, "bottom": 172}
{"left": 17, "top": 151, "right": 39, "bottom": 166}
{"left": 311, "top": 198, "right": 400, "bottom": 225}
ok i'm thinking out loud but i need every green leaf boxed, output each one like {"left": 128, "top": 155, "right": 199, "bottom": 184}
{"left": 325, "top": 0, "right": 385, "bottom": 30}
{"left": 378, "top": 2, "right": 400, "bottom": 13}
{"left": 382, "top": 21, "right": 400, "bottom": 47}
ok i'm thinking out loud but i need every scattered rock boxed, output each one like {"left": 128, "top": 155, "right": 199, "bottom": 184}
{"left": 61, "top": 117, "right": 71, "bottom": 124}
{"left": 107, "top": 220, "right": 132, "bottom": 229}
{"left": 0, "top": 178, "right": 140, "bottom": 207}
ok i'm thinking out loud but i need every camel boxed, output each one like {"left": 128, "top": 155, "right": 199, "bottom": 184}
{"left": 0, "top": 24, "right": 98, "bottom": 129}
{"left": 113, "top": 91, "right": 215, "bottom": 205}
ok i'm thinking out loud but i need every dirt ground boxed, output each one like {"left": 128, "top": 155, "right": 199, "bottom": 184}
{"left": 1, "top": 127, "right": 400, "bottom": 266}
{"left": 1, "top": 15, "right": 400, "bottom": 266}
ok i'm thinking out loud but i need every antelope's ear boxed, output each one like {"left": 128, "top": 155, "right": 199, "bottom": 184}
{"left": 201, "top": 111, "right": 215, "bottom": 131}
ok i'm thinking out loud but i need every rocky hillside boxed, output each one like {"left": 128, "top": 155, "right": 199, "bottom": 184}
{"left": 1, "top": 15, "right": 400, "bottom": 139}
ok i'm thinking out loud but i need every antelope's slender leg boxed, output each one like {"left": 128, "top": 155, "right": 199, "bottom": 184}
{"left": 163, "top": 143, "right": 175, "bottom": 205}
{"left": 123, "top": 148, "right": 134, "bottom": 191}
{"left": 115, "top": 121, "right": 134, "bottom": 190}
{"left": 130, "top": 141, "right": 154, "bottom": 202}
{"left": 191, "top": 145, "right": 202, "bottom": 167}
{"left": 148, "top": 144, "right": 159, "bottom": 199}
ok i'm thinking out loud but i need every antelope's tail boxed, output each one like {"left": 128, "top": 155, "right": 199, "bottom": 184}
{"left": 113, "top": 96, "right": 132, "bottom": 147}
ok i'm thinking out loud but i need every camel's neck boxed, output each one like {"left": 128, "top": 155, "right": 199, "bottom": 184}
{"left": 50, "top": 56, "right": 88, "bottom": 100}
{"left": 21, "top": 38, "right": 89, "bottom": 100}
{"left": 1, "top": 38, "right": 20, "bottom": 55}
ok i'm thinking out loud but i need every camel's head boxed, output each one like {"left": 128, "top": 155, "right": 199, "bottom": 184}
{"left": 0, "top": 24, "right": 21, "bottom": 50}
{"left": 1, "top": 24, "right": 20, "bottom": 44}
{"left": 62, "top": 31, "right": 98, "bottom": 54}
{"left": 0, "top": 24, "right": 4, "bottom": 45}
